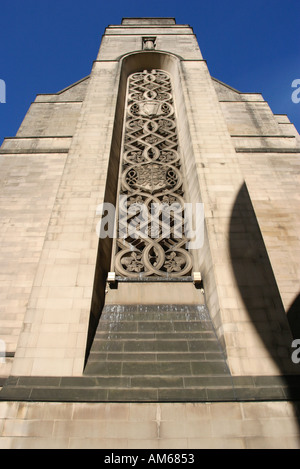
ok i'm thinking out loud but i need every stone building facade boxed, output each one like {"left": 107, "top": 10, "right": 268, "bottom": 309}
{"left": 0, "top": 17, "right": 299, "bottom": 449}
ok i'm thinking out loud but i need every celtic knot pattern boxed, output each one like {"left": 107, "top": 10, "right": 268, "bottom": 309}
{"left": 115, "top": 70, "right": 193, "bottom": 278}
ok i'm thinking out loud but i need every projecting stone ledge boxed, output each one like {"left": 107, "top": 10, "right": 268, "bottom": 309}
{"left": 1, "top": 375, "right": 300, "bottom": 403}
{"left": 121, "top": 18, "right": 176, "bottom": 25}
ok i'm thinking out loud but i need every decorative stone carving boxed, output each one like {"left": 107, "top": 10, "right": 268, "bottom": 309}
{"left": 142, "top": 37, "right": 156, "bottom": 50}
{"left": 115, "top": 69, "right": 193, "bottom": 278}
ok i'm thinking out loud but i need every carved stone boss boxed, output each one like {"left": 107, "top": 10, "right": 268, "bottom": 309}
{"left": 114, "top": 69, "right": 193, "bottom": 278}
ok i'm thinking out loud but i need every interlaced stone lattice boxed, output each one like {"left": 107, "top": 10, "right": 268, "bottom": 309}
{"left": 115, "top": 69, "right": 193, "bottom": 278}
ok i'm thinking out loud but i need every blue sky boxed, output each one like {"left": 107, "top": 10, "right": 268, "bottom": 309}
{"left": 0, "top": 0, "right": 299, "bottom": 145}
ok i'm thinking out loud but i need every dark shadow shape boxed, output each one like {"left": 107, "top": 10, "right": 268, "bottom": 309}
{"left": 287, "top": 294, "right": 300, "bottom": 340}
{"left": 229, "top": 183, "right": 300, "bottom": 427}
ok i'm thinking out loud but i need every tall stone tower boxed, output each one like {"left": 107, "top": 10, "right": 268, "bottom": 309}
{"left": 0, "top": 18, "right": 299, "bottom": 449}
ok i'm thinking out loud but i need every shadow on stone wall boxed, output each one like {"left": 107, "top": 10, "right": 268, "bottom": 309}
{"left": 287, "top": 294, "right": 300, "bottom": 340}
{"left": 229, "top": 182, "right": 300, "bottom": 427}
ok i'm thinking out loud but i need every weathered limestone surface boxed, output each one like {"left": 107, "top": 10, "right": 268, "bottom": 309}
{"left": 0, "top": 153, "right": 67, "bottom": 377}
{"left": 0, "top": 401, "right": 299, "bottom": 449}
{"left": 0, "top": 77, "right": 90, "bottom": 379}
{"left": 1, "top": 16, "right": 298, "bottom": 381}
{"left": 0, "top": 17, "right": 299, "bottom": 448}
{"left": 3, "top": 61, "right": 120, "bottom": 378}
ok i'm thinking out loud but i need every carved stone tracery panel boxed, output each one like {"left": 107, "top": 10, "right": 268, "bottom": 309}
{"left": 115, "top": 69, "right": 192, "bottom": 278}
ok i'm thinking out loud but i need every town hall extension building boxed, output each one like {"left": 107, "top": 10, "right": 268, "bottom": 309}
{"left": 0, "top": 18, "right": 299, "bottom": 449}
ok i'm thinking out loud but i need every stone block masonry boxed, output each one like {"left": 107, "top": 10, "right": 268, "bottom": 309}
{"left": 0, "top": 17, "right": 299, "bottom": 448}
{"left": 0, "top": 401, "right": 299, "bottom": 449}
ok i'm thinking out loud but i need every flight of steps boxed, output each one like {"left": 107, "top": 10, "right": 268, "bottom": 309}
{"left": 83, "top": 303, "right": 233, "bottom": 401}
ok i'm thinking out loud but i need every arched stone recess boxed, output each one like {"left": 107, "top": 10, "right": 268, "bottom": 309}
{"left": 85, "top": 51, "right": 222, "bottom": 365}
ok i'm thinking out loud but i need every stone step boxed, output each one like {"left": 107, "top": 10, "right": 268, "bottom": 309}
{"left": 96, "top": 321, "right": 214, "bottom": 333}
{"left": 87, "top": 352, "right": 224, "bottom": 362}
{"left": 84, "top": 360, "right": 230, "bottom": 377}
{"left": 89, "top": 339, "right": 222, "bottom": 353}
{"left": 94, "top": 331, "right": 216, "bottom": 340}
